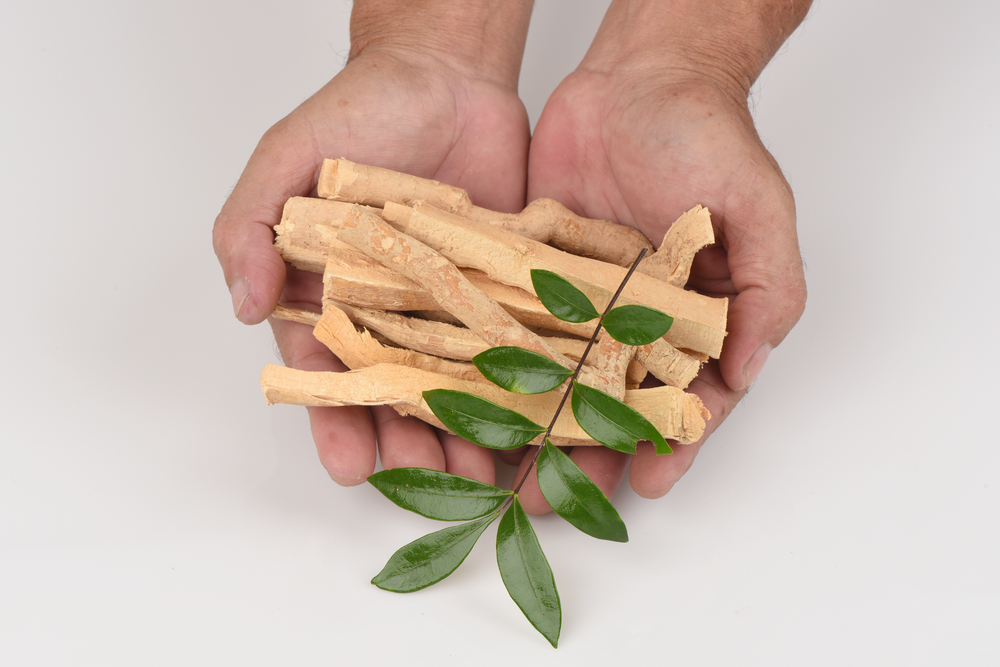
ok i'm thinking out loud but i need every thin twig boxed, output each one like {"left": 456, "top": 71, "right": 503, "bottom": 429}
{"left": 510, "top": 249, "right": 648, "bottom": 496}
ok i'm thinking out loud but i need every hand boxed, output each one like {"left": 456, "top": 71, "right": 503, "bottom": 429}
{"left": 515, "top": 62, "right": 807, "bottom": 511}
{"left": 213, "top": 28, "right": 531, "bottom": 487}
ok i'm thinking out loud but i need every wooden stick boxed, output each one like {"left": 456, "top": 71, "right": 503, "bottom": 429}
{"left": 270, "top": 304, "right": 321, "bottom": 327}
{"left": 638, "top": 205, "right": 716, "bottom": 287}
{"left": 317, "top": 158, "right": 652, "bottom": 267}
{"left": 336, "top": 206, "right": 578, "bottom": 370}
{"left": 382, "top": 201, "right": 728, "bottom": 358}
{"left": 312, "top": 303, "right": 486, "bottom": 383}
{"left": 634, "top": 340, "right": 704, "bottom": 390}
{"left": 261, "top": 363, "right": 709, "bottom": 445}
{"left": 589, "top": 336, "right": 635, "bottom": 401}
{"left": 274, "top": 197, "right": 377, "bottom": 273}
{"left": 329, "top": 300, "right": 591, "bottom": 362}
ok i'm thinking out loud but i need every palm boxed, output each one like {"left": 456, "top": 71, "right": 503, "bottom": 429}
{"left": 216, "top": 50, "right": 531, "bottom": 486}
{"left": 525, "top": 69, "right": 803, "bottom": 501}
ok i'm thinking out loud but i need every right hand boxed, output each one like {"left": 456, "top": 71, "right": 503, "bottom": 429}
{"left": 212, "top": 45, "right": 530, "bottom": 486}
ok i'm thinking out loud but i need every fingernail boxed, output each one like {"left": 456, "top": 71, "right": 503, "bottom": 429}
{"left": 744, "top": 342, "right": 772, "bottom": 390}
{"left": 229, "top": 277, "right": 250, "bottom": 323}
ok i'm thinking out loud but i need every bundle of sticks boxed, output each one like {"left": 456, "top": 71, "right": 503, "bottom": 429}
{"left": 260, "top": 159, "right": 727, "bottom": 447}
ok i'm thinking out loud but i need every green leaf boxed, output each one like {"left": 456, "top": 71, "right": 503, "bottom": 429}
{"left": 570, "top": 381, "right": 672, "bottom": 455}
{"left": 372, "top": 514, "right": 495, "bottom": 593}
{"left": 423, "top": 389, "right": 545, "bottom": 450}
{"left": 368, "top": 468, "right": 512, "bottom": 521}
{"left": 496, "top": 498, "right": 561, "bottom": 648}
{"left": 537, "top": 440, "right": 628, "bottom": 542}
{"left": 473, "top": 346, "right": 573, "bottom": 394}
{"left": 602, "top": 304, "right": 674, "bottom": 346}
{"left": 530, "top": 269, "right": 599, "bottom": 323}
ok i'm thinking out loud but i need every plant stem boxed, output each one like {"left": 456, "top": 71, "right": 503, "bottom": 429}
{"left": 510, "top": 249, "right": 648, "bottom": 496}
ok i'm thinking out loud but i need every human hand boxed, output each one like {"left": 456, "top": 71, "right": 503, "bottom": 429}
{"left": 213, "top": 0, "right": 533, "bottom": 486}
{"left": 514, "top": 0, "right": 809, "bottom": 511}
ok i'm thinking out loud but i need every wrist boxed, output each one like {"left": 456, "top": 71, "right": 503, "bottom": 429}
{"left": 349, "top": 0, "right": 534, "bottom": 90}
{"left": 580, "top": 0, "right": 812, "bottom": 100}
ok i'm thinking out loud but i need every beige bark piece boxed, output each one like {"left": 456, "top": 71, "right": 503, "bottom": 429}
{"left": 634, "top": 340, "right": 704, "bottom": 390}
{"left": 638, "top": 205, "right": 716, "bottom": 287}
{"left": 270, "top": 304, "right": 321, "bottom": 327}
{"left": 459, "top": 198, "right": 652, "bottom": 267}
{"left": 312, "top": 304, "right": 485, "bottom": 384}
{"left": 331, "top": 300, "right": 591, "bottom": 363}
{"left": 317, "top": 158, "right": 652, "bottom": 267}
{"left": 589, "top": 336, "right": 635, "bottom": 401}
{"left": 322, "top": 251, "right": 593, "bottom": 338}
{"left": 382, "top": 201, "right": 728, "bottom": 358}
{"left": 318, "top": 158, "right": 471, "bottom": 213}
{"left": 336, "top": 206, "right": 577, "bottom": 370}
{"left": 274, "top": 197, "right": 378, "bottom": 273}
{"left": 261, "top": 363, "right": 708, "bottom": 445}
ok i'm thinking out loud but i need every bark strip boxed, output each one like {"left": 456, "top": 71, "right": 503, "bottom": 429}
{"left": 381, "top": 201, "right": 728, "bottom": 358}
{"left": 261, "top": 363, "right": 708, "bottom": 445}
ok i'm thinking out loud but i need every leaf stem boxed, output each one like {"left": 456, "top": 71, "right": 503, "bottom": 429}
{"left": 510, "top": 249, "right": 648, "bottom": 496}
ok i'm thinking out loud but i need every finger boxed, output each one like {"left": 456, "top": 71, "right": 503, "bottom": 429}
{"left": 568, "top": 446, "right": 629, "bottom": 501}
{"left": 439, "top": 432, "right": 496, "bottom": 485}
{"left": 270, "top": 316, "right": 378, "bottom": 486}
{"left": 510, "top": 447, "right": 549, "bottom": 515}
{"left": 514, "top": 443, "right": 629, "bottom": 516}
{"left": 718, "top": 166, "right": 807, "bottom": 392}
{"left": 629, "top": 361, "right": 743, "bottom": 498}
{"left": 370, "top": 405, "right": 447, "bottom": 473}
{"left": 496, "top": 446, "right": 528, "bottom": 467}
{"left": 213, "top": 119, "right": 321, "bottom": 324}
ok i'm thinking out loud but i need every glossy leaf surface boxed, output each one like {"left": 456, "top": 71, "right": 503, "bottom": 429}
{"left": 372, "top": 515, "right": 495, "bottom": 593}
{"left": 368, "top": 468, "right": 512, "bottom": 521}
{"left": 571, "top": 381, "right": 672, "bottom": 455}
{"left": 496, "top": 498, "right": 561, "bottom": 648}
{"left": 602, "top": 304, "right": 674, "bottom": 346}
{"left": 423, "top": 389, "right": 545, "bottom": 450}
{"left": 530, "top": 269, "right": 599, "bottom": 323}
{"left": 473, "top": 346, "right": 573, "bottom": 394}
{"left": 537, "top": 440, "right": 628, "bottom": 542}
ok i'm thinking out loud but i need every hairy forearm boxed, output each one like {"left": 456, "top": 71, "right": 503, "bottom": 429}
{"left": 350, "top": 0, "right": 535, "bottom": 89}
{"left": 582, "top": 0, "right": 812, "bottom": 97}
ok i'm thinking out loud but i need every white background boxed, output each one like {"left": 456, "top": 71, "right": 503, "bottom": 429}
{"left": 2, "top": 1, "right": 998, "bottom": 664}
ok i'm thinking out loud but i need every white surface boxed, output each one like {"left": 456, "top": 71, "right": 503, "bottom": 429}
{"left": 2, "top": 1, "right": 998, "bottom": 664}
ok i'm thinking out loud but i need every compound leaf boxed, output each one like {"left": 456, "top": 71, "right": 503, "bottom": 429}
{"left": 497, "top": 498, "right": 561, "bottom": 648}
{"left": 423, "top": 389, "right": 545, "bottom": 450}
{"left": 537, "top": 440, "right": 628, "bottom": 542}
{"left": 368, "top": 468, "right": 512, "bottom": 521}
{"left": 372, "top": 514, "right": 495, "bottom": 593}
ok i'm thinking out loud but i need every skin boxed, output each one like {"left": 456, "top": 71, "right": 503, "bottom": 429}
{"left": 213, "top": 0, "right": 535, "bottom": 486}
{"left": 213, "top": 0, "right": 809, "bottom": 509}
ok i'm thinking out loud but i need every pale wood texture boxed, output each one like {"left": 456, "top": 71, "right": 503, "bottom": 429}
{"left": 317, "top": 158, "right": 652, "bottom": 267}
{"left": 274, "top": 197, "right": 374, "bottom": 273}
{"left": 639, "top": 205, "right": 716, "bottom": 287}
{"left": 382, "top": 201, "right": 728, "bottom": 358}
{"left": 336, "top": 205, "right": 578, "bottom": 369}
{"left": 312, "top": 304, "right": 486, "bottom": 383}
{"left": 262, "top": 363, "right": 708, "bottom": 445}
{"left": 270, "top": 304, "right": 321, "bottom": 327}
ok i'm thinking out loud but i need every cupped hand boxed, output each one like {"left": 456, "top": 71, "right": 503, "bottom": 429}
{"left": 515, "top": 67, "right": 806, "bottom": 511}
{"left": 213, "top": 46, "right": 530, "bottom": 486}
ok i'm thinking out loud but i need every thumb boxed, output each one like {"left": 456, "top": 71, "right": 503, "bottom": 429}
{"left": 212, "top": 120, "right": 320, "bottom": 324}
{"left": 717, "top": 173, "right": 807, "bottom": 392}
